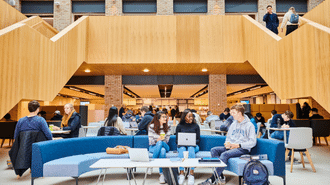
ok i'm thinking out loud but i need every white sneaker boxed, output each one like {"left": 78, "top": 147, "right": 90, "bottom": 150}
{"left": 147, "top": 168, "right": 153, "bottom": 175}
{"left": 159, "top": 173, "right": 166, "bottom": 184}
{"left": 178, "top": 174, "right": 185, "bottom": 185}
{"left": 187, "top": 175, "right": 194, "bottom": 185}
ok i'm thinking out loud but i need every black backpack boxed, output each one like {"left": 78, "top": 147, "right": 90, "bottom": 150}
{"left": 97, "top": 126, "right": 121, "bottom": 136}
{"left": 242, "top": 159, "right": 270, "bottom": 185}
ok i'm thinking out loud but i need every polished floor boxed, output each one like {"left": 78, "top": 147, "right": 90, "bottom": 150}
{"left": 1, "top": 139, "right": 330, "bottom": 185}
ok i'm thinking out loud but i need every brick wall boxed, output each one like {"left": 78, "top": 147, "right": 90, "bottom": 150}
{"left": 105, "top": 0, "right": 122, "bottom": 16}
{"left": 4, "top": 0, "right": 21, "bottom": 11}
{"left": 104, "top": 75, "right": 123, "bottom": 118}
{"left": 258, "top": 0, "right": 276, "bottom": 25}
{"left": 208, "top": 0, "right": 225, "bottom": 15}
{"left": 54, "top": 0, "right": 73, "bottom": 31}
{"left": 209, "top": 74, "right": 227, "bottom": 116}
{"left": 157, "top": 0, "right": 173, "bottom": 15}
{"left": 308, "top": 0, "right": 325, "bottom": 11}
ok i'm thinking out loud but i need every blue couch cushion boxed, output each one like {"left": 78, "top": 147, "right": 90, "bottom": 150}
{"left": 43, "top": 155, "right": 98, "bottom": 177}
{"left": 84, "top": 152, "right": 130, "bottom": 159}
{"left": 226, "top": 158, "right": 274, "bottom": 176}
{"left": 199, "top": 135, "right": 226, "bottom": 151}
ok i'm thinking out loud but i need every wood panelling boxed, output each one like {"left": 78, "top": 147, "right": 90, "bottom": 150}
{"left": 0, "top": 16, "right": 88, "bottom": 118}
{"left": 0, "top": 0, "right": 26, "bottom": 30}
{"left": 304, "top": 0, "right": 330, "bottom": 28}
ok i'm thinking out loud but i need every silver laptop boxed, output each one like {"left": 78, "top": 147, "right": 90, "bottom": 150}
{"left": 130, "top": 122, "right": 138, "bottom": 128}
{"left": 214, "top": 120, "right": 224, "bottom": 130}
{"left": 178, "top": 133, "right": 196, "bottom": 146}
{"left": 128, "top": 148, "right": 151, "bottom": 162}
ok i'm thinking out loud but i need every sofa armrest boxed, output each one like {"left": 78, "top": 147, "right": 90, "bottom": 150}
{"left": 250, "top": 138, "right": 285, "bottom": 177}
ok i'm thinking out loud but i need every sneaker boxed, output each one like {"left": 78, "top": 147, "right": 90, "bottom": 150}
{"left": 187, "top": 175, "right": 194, "bottom": 185}
{"left": 159, "top": 173, "right": 166, "bottom": 184}
{"left": 198, "top": 179, "right": 213, "bottom": 185}
{"left": 147, "top": 168, "right": 153, "bottom": 175}
{"left": 178, "top": 174, "right": 185, "bottom": 185}
{"left": 217, "top": 176, "right": 226, "bottom": 184}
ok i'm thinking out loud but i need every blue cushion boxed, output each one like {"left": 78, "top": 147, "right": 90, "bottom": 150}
{"left": 85, "top": 152, "right": 130, "bottom": 159}
{"left": 226, "top": 158, "right": 274, "bottom": 176}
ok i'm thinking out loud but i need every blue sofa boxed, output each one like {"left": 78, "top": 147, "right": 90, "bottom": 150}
{"left": 31, "top": 135, "right": 285, "bottom": 185}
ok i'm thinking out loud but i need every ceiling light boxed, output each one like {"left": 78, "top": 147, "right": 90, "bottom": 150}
{"left": 202, "top": 68, "right": 208, "bottom": 72}
{"left": 69, "top": 87, "right": 80, "bottom": 92}
{"left": 143, "top": 69, "right": 149, "bottom": 72}
{"left": 234, "top": 92, "right": 242, "bottom": 95}
{"left": 84, "top": 69, "right": 91, "bottom": 73}
{"left": 250, "top": 86, "right": 261, "bottom": 91}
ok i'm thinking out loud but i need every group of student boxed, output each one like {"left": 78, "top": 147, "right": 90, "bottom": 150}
{"left": 263, "top": 5, "right": 301, "bottom": 36}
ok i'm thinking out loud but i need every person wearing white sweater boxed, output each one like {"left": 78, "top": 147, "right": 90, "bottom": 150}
{"left": 281, "top": 7, "right": 300, "bottom": 35}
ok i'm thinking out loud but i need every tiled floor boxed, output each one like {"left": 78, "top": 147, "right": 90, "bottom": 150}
{"left": 1, "top": 139, "right": 330, "bottom": 185}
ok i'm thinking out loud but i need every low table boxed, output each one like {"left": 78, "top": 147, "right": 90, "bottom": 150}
{"left": 90, "top": 158, "right": 226, "bottom": 185}
{"left": 51, "top": 130, "right": 71, "bottom": 134}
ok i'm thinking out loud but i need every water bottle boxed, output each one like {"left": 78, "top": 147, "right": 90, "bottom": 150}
{"left": 277, "top": 118, "right": 281, "bottom": 128}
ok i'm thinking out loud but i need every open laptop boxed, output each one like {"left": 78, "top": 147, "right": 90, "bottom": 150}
{"left": 128, "top": 148, "right": 152, "bottom": 162}
{"left": 214, "top": 120, "right": 224, "bottom": 130}
{"left": 129, "top": 122, "right": 138, "bottom": 128}
{"left": 178, "top": 133, "right": 196, "bottom": 146}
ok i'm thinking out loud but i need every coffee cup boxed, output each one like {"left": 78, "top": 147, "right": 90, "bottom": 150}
{"left": 160, "top": 133, "right": 165, "bottom": 140}
{"left": 49, "top": 124, "right": 54, "bottom": 131}
{"left": 183, "top": 151, "right": 189, "bottom": 159}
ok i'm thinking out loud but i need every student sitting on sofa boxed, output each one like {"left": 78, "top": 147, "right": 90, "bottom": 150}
{"left": 199, "top": 104, "right": 256, "bottom": 185}
{"left": 148, "top": 111, "right": 171, "bottom": 184}
{"left": 176, "top": 109, "right": 200, "bottom": 185}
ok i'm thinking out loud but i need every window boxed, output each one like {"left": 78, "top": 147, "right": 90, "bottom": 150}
{"left": 123, "top": 0, "right": 157, "bottom": 13}
{"left": 173, "top": 0, "right": 207, "bottom": 13}
{"left": 72, "top": 0, "right": 105, "bottom": 13}
{"left": 225, "top": 0, "right": 257, "bottom": 13}
{"left": 276, "top": 0, "right": 307, "bottom": 13}
{"left": 21, "top": 1, "right": 54, "bottom": 14}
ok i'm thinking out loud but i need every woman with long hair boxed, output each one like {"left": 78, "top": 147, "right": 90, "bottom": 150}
{"left": 105, "top": 106, "right": 127, "bottom": 135}
{"left": 176, "top": 109, "right": 200, "bottom": 185}
{"left": 281, "top": 7, "right": 300, "bottom": 35}
{"left": 148, "top": 111, "right": 171, "bottom": 184}
{"left": 53, "top": 103, "right": 81, "bottom": 138}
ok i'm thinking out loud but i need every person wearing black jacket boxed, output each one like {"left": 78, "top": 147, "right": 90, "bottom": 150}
{"left": 255, "top": 113, "right": 266, "bottom": 134}
{"left": 136, "top": 106, "right": 154, "bottom": 135}
{"left": 309, "top": 108, "right": 324, "bottom": 119}
{"left": 301, "top": 102, "right": 312, "bottom": 118}
{"left": 176, "top": 109, "right": 200, "bottom": 185}
{"left": 171, "top": 107, "right": 176, "bottom": 120}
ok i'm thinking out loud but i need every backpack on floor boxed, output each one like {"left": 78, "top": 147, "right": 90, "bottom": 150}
{"left": 242, "top": 159, "right": 270, "bottom": 185}
{"left": 290, "top": 13, "right": 299, "bottom": 23}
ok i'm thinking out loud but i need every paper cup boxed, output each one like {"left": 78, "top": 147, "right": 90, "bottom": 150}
{"left": 183, "top": 151, "right": 189, "bottom": 159}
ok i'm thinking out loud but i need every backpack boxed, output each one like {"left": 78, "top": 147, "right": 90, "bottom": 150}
{"left": 242, "top": 159, "right": 270, "bottom": 185}
{"left": 97, "top": 126, "right": 121, "bottom": 136}
{"left": 290, "top": 13, "right": 299, "bottom": 23}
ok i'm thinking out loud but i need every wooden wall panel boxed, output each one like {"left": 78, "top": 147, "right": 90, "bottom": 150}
{"left": 0, "top": 17, "right": 88, "bottom": 119}
{"left": 0, "top": 0, "right": 26, "bottom": 30}
{"left": 304, "top": 0, "right": 330, "bottom": 28}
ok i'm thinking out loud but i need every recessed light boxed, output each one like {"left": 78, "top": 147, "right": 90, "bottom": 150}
{"left": 85, "top": 69, "right": 91, "bottom": 73}
{"left": 143, "top": 69, "right": 149, "bottom": 72}
{"left": 202, "top": 68, "right": 208, "bottom": 72}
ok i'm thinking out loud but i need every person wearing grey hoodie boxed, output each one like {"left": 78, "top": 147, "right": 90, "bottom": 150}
{"left": 198, "top": 104, "right": 257, "bottom": 185}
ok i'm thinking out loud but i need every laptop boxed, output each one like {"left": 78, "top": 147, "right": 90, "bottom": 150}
{"left": 128, "top": 148, "right": 151, "bottom": 162}
{"left": 129, "top": 122, "right": 138, "bottom": 128}
{"left": 214, "top": 120, "right": 224, "bottom": 130}
{"left": 178, "top": 133, "right": 196, "bottom": 146}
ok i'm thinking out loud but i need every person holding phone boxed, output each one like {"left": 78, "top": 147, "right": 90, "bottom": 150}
{"left": 263, "top": 5, "right": 279, "bottom": 34}
{"left": 148, "top": 111, "right": 171, "bottom": 184}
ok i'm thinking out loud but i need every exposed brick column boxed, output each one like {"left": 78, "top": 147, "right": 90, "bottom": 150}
{"left": 105, "top": 75, "right": 123, "bottom": 118}
{"left": 209, "top": 74, "right": 227, "bottom": 116}
{"left": 308, "top": 0, "right": 325, "bottom": 11}
{"left": 54, "top": 0, "right": 73, "bottom": 31}
{"left": 208, "top": 0, "right": 225, "bottom": 15}
{"left": 157, "top": 0, "right": 173, "bottom": 15}
{"left": 258, "top": 0, "right": 276, "bottom": 25}
{"left": 4, "top": 0, "right": 21, "bottom": 11}
{"left": 106, "top": 0, "right": 122, "bottom": 16}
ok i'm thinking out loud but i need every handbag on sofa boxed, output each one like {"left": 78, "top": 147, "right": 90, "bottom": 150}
{"left": 106, "top": 145, "right": 130, "bottom": 154}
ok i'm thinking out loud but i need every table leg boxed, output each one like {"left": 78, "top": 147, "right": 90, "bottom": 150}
{"left": 125, "top": 168, "right": 132, "bottom": 185}
{"left": 169, "top": 167, "right": 177, "bottom": 185}
{"left": 102, "top": 169, "right": 107, "bottom": 185}
{"left": 213, "top": 167, "right": 221, "bottom": 183}
{"left": 131, "top": 168, "right": 138, "bottom": 185}
{"left": 142, "top": 168, "right": 149, "bottom": 185}
{"left": 96, "top": 169, "right": 103, "bottom": 185}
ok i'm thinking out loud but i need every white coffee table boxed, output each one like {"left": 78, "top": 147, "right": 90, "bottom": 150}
{"left": 90, "top": 158, "right": 226, "bottom": 185}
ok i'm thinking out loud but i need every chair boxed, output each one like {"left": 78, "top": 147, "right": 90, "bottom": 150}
{"left": 85, "top": 122, "right": 103, "bottom": 137}
{"left": 310, "top": 119, "right": 330, "bottom": 146}
{"left": 78, "top": 127, "right": 86, "bottom": 137}
{"left": 284, "top": 127, "right": 316, "bottom": 173}
{"left": 0, "top": 121, "right": 17, "bottom": 147}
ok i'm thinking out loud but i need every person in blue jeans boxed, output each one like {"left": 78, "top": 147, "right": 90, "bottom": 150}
{"left": 270, "top": 111, "right": 295, "bottom": 142}
{"left": 199, "top": 104, "right": 256, "bottom": 185}
{"left": 148, "top": 111, "right": 171, "bottom": 184}
{"left": 175, "top": 109, "right": 200, "bottom": 185}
